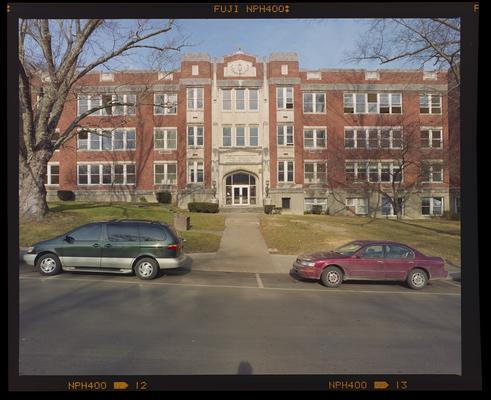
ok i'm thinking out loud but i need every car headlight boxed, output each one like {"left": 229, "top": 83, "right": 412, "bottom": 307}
{"left": 301, "top": 260, "right": 316, "bottom": 267}
{"left": 27, "top": 247, "right": 35, "bottom": 254}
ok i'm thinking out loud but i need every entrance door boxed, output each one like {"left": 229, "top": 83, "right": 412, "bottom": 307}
{"left": 233, "top": 186, "right": 249, "bottom": 205}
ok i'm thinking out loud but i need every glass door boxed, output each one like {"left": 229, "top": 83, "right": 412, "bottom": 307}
{"left": 233, "top": 186, "right": 249, "bottom": 205}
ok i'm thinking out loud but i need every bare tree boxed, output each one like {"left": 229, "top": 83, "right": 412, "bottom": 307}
{"left": 19, "top": 19, "right": 187, "bottom": 221}
{"left": 345, "top": 18, "right": 460, "bottom": 88}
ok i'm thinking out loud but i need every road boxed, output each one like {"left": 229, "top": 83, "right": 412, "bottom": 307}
{"left": 18, "top": 263, "right": 461, "bottom": 375}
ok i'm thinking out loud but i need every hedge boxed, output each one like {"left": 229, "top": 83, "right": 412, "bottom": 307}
{"left": 188, "top": 202, "right": 219, "bottom": 213}
{"left": 57, "top": 190, "right": 75, "bottom": 201}
{"left": 156, "top": 191, "right": 172, "bottom": 204}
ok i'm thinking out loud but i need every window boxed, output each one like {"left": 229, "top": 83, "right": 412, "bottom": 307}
{"left": 277, "top": 125, "right": 294, "bottom": 146}
{"left": 277, "top": 87, "right": 293, "bottom": 110}
{"left": 236, "top": 126, "right": 245, "bottom": 146}
{"left": 420, "top": 94, "right": 442, "bottom": 114}
{"left": 45, "top": 164, "right": 59, "bottom": 185}
{"left": 345, "top": 161, "right": 404, "bottom": 183}
{"left": 344, "top": 93, "right": 402, "bottom": 114}
{"left": 78, "top": 129, "right": 136, "bottom": 151}
{"left": 77, "top": 163, "right": 135, "bottom": 185}
{"left": 187, "top": 88, "right": 204, "bottom": 110}
{"left": 84, "top": 94, "right": 135, "bottom": 116}
{"left": 235, "top": 89, "right": 245, "bottom": 110}
{"left": 154, "top": 128, "right": 177, "bottom": 150}
{"left": 77, "top": 94, "right": 101, "bottom": 116}
{"left": 304, "top": 198, "right": 328, "bottom": 212}
{"left": 69, "top": 224, "right": 102, "bottom": 241}
{"left": 381, "top": 197, "right": 404, "bottom": 216}
{"left": 154, "top": 163, "right": 177, "bottom": 185}
{"left": 278, "top": 161, "right": 294, "bottom": 183}
{"left": 188, "top": 161, "right": 204, "bottom": 183}
{"left": 421, "top": 128, "right": 443, "bottom": 148}
{"left": 249, "top": 126, "right": 259, "bottom": 146}
{"left": 281, "top": 197, "right": 291, "bottom": 209}
{"left": 385, "top": 245, "right": 415, "bottom": 259}
{"left": 344, "top": 128, "right": 403, "bottom": 149}
{"left": 107, "top": 223, "right": 140, "bottom": 242}
{"left": 154, "top": 93, "right": 177, "bottom": 115}
{"left": 361, "top": 245, "right": 384, "bottom": 258}
{"left": 140, "top": 225, "right": 167, "bottom": 242}
{"left": 304, "top": 162, "right": 327, "bottom": 183}
{"left": 303, "top": 93, "right": 325, "bottom": 113}
{"left": 346, "top": 198, "right": 368, "bottom": 215}
{"left": 304, "top": 128, "right": 326, "bottom": 149}
{"left": 249, "top": 89, "right": 258, "bottom": 110}
{"left": 421, "top": 162, "right": 443, "bottom": 182}
{"left": 222, "top": 89, "right": 232, "bottom": 111}
{"left": 422, "top": 197, "right": 443, "bottom": 216}
{"left": 222, "top": 127, "right": 232, "bottom": 147}
{"left": 187, "top": 126, "right": 204, "bottom": 147}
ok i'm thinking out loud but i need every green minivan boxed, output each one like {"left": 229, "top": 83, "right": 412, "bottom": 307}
{"left": 23, "top": 219, "right": 187, "bottom": 280}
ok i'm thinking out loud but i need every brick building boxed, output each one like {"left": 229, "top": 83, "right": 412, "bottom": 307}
{"left": 43, "top": 51, "right": 460, "bottom": 218}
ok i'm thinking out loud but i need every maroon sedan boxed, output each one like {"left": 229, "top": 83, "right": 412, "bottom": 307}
{"left": 291, "top": 240, "right": 448, "bottom": 289}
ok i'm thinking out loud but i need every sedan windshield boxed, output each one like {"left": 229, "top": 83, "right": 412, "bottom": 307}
{"left": 335, "top": 242, "right": 364, "bottom": 255}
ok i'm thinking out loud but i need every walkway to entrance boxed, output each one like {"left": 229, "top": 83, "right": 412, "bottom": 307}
{"left": 187, "top": 212, "right": 287, "bottom": 273}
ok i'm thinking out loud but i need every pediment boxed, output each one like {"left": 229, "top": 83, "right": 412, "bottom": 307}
{"left": 224, "top": 60, "right": 257, "bottom": 78}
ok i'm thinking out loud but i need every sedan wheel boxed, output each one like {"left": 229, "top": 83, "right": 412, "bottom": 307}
{"left": 36, "top": 254, "right": 62, "bottom": 276}
{"left": 134, "top": 258, "right": 159, "bottom": 280}
{"left": 320, "top": 266, "right": 343, "bottom": 288}
{"left": 407, "top": 268, "right": 428, "bottom": 290}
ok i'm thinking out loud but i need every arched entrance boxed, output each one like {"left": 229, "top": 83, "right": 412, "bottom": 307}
{"left": 224, "top": 172, "right": 257, "bottom": 206}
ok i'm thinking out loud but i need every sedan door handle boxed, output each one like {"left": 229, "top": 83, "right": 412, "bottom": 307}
{"left": 377, "top": 260, "right": 384, "bottom": 263}
{"left": 104, "top": 244, "right": 112, "bottom": 248}
{"left": 92, "top": 243, "right": 100, "bottom": 248}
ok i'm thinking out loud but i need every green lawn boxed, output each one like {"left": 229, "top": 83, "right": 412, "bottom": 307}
{"left": 20, "top": 202, "right": 225, "bottom": 253}
{"left": 260, "top": 214, "right": 461, "bottom": 265}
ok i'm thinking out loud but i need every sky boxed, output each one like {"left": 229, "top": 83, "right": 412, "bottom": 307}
{"left": 100, "top": 19, "right": 418, "bottom": 71}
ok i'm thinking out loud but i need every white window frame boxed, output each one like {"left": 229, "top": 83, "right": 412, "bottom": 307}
{"left": 77, "top": 162, "right": 136, "bottom": 186}
{"left": 303, "top": 127, "right": 327, "bottom": 149}
{"left": 421, "top": 197, "right": 444, "bottom": 216}
{"left": 222, "top": 89, "right": 232, "bottom": 111}
{"left": 304, "top": 198, "right": 328, "bottom": 212}
{"left": 154, "top": 162, "right": 177, "bottom": 185}
{"left": 187, "top": 87, "right": 204, "bottom": 110}
{"left": 187, "top": 160, "right": 204, "bottom": 184}
{"left": 420, "top": 93, "right": 442, "bottom": 114}
{"left": 46, "top": 163, "right": 60, "bottom": 186}
{"left": 304, "top": 161, "right": 327, "bottom": 184}
{"left": 277, "top": 125, "right": 294, "bottom": 146}
{"left": 303, "top": 92, "right": 326, "bottom": 114}
{"left": 421, "top": 161, "right": 444, "bottom": 183}
{"left": 249, "top": 125, "right": 259, "bottom": 146}
{"left": 222, "top": 88, "right": 259, "bottom": 112}
{"left": 154, "top": 128, "right": 177, "bottom": 150}
{"left": 235, "top": 126, "right": 246, "bottom": 147}
{"left": 344, "top": 127, "right": 403, "bottom": 149}
{"left": 278, "top": 160, "right": 295, "bottom": 183}
{"left": 277, "top": 87, "right": 294, "bottom": 110}
{"left": 345, "top": 160, "right": 404, "bottom": 183}
{"left": 346, "top": 197, "right": 369, "bottom": 215}
{"left": 420, "top": 127, "right": 443, "bottom": 149}
{"left": 343, "top": 93, "right": 402, "bottom": 114}
{"left": 77, "top": 128, "right": 136, "bottom": 151}
{"left": 154, "top": 93, "right": 177, "bottom": 115}
{"left": 187, "top": 125, "right": 204, "bottom": 148}
{"left": 77, "top": 94, "right": 136, "bottom": 116}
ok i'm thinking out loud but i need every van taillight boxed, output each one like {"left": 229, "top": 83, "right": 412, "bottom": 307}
{"left": 167, "top": 244, "right": 178, "bottom": 250}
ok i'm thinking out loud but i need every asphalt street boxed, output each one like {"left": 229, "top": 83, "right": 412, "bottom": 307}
{"left": 18, "top": 263, "right": 461, "bottom": 375}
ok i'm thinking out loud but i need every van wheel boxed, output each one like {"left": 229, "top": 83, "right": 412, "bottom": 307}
{"left": 407, "top": 268, "right": 428, "bottom": 290}
{"left": 36, "top": 253, "right": 62, "bottom": 276}
{"left": 320, "top": 266, "right": 343, "bottom": 288}
{"left": 134, "top": 258, "right": 159, "bottom": 280}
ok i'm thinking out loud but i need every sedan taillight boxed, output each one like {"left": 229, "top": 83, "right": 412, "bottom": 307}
{"left": 167, "top": 244, "right": 178, "bottom": 250}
